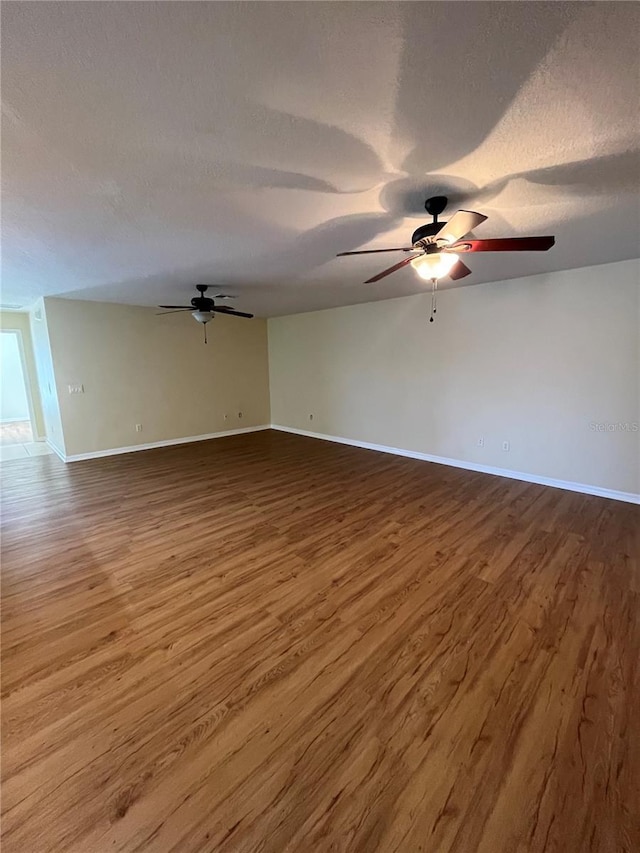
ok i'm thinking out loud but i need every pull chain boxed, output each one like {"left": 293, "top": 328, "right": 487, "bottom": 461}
{"left": 204, "top": 323, "right": 208, "bottom": 344}
{"left": 430, "top": 278, "right": 438, "bottom": 322}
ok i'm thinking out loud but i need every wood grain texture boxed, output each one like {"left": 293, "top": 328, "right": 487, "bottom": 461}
{"left": 1, "top": 430, "right": 639, "bottom": 852}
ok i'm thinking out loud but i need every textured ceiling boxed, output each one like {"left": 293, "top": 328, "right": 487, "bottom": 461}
{"left": 2, "top": 1, "right": 639, "bottom": 316}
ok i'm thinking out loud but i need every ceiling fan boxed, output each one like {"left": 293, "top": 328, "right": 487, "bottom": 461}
{"left": 337, "top": 196, "right": 555, "bottom": 321}
{"left": 157, "top": 285, "right": 253, "bottom": 342}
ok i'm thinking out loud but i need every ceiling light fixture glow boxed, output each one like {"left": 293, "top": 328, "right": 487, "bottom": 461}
{"left": 192, "top": 310, "right": 213, "bottom": 324}
{"left": 411, "top": 252, "right": 459, "bottom": 280}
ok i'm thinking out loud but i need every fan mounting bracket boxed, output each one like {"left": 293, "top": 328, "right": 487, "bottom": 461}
{"left": 196, "top": 284, "right": 209, "bottom": 295}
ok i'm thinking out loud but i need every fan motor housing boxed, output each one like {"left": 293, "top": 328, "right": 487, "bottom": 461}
{"left": 411, "top": 221, "right": 446, "bottom": 245}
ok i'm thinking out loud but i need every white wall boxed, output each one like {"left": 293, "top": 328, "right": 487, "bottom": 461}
{"left": 29, "top": 300, "right": 66, "bottom": 454}
{"left": 269, "top": 260, "right": 639, "bottom": 497}
{"left": 43, "top": 298, "right": 270, "bottom": 458}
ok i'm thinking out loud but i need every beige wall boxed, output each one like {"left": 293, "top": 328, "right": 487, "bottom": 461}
{"left": 43, "top": 298, "right": 270, "bottom": 458}
{"left": 0, "top": 309, "right": 46, "bottom": 438}
{"left": 269, "top": 260, "right": 639, "bottom": 496}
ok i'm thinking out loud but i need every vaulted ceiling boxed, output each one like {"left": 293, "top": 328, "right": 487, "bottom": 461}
{"left": 2, "top": 1, "right": 639, "bottom": 316}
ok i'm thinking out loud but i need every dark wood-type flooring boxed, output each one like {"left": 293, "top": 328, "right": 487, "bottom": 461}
{"left": 1, "top": 430, "right": 638, "bottom": 852}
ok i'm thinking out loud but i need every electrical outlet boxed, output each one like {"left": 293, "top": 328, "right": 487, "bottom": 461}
{"left": 477, "top": 437, "right": 484, "bottom": 447}
{"left": 135, "top": 424, "right": 143, "bottom": 432}
{"left": 309, "top": 413, "right": 314, "bottom": 421}
{"left": 224, "top": 414, "right": 228, "bottom": 421}
{"left": 68, "top": 384, "right": 84, "bottom": 394}
{"left": 502, "top": 440, "right": 510, "bottom": 452}
{"left": 238, "top": 411, "right": 243, "bottom": 419}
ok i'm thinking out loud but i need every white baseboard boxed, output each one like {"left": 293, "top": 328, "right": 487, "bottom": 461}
{"left": 46, "top": 438, "right": 67, "bottom": 461}
{"left": 49, "top": 422, "right": 639, "bottom": 504}
{"left": 63, "top": 425, "right": 271, "bottom": 463}
{"left": 270, "top": 424, "right": 640, "bottom": 505}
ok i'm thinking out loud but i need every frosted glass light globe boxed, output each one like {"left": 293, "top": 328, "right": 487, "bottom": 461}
{"left": 192, "top": 310, "right": 213, "bottom": 324}
{"left": 411, "top": 252, "right": 458, "bottom": 280}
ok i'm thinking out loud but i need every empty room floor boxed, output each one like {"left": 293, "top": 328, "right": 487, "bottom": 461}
{"left": 0, "top": 441, "right": 53, "bottom": 462}
{"left": 1, "top": 431, "right": 638, "bottom": 852}
{"left": 0, "top": 421, "right": 33, "bottom": 444}
{"left": 0, "top": 419, "right": 52, "bottom": 461}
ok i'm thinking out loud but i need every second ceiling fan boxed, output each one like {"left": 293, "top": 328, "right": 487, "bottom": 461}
{"left": 337, "top": 196, "right": 555, "bottom": 320}
{"left": 157, "top": 285, "right": 254, "bottom": 342}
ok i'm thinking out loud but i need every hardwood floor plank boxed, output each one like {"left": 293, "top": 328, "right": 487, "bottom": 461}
{"left": 1, "top": 431, "right": 638, "bottom": 852}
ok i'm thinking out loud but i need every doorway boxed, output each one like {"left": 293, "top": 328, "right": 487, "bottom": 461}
{"left": 1, "top": 330, "right": 33, "bottom": 443}
{"left": 0, "top": 329, "right": 51, "bottom": 460}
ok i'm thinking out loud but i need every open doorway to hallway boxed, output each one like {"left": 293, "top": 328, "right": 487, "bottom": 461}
{"left": 0, "top": 330, "right": 51, "bottom": 461}
{"left": 1, "top": 330, "right": 33, "bottom": 443}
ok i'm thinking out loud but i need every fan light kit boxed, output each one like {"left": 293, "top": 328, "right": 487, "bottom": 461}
{"left": 411, "top": 252, "right": 459, "bottom": 280}
{"left": 191, "top": 310, "right": 214, "bottom": 324}
{"left": 157, "top": 285, "right": 254, "bottom": 343}
{"left": 337, "top": 196, "right": 555, "bottom": 322}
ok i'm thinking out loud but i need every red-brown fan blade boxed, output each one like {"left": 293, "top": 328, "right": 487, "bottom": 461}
{"left": 364, "top": 257, "right": 415, "bottom": 284}
{"left": 449, "top": 236, "right": 555, "bottom": 253}
{"left": 435, "top": 210, "right": 487, "bottom": 244}
{"left": 449, "top": 260, "right": 472, "bottom": 280}
{"left": 337, "top": 248, "right": 415, "bottom": 256}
